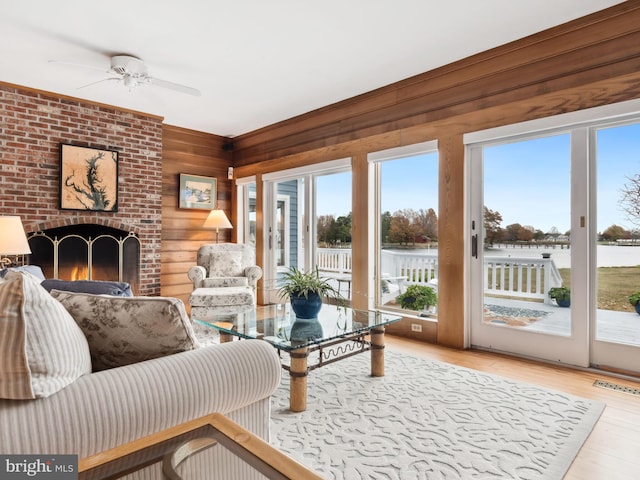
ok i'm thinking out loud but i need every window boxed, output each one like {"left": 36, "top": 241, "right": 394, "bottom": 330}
{"left": 369, "top": 141, "right": 439, "bottom": 312}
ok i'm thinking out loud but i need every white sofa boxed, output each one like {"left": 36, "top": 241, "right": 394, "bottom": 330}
{"left": 0, "top": 270, "right": 281, "bottom": 478}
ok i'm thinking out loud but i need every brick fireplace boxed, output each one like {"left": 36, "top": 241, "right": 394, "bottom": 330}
{"left": 0, "top": 84, "right": 163, "bottom": 296}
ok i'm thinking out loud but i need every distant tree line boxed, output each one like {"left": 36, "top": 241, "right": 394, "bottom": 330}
{"left": 383, "top": 208, "right": 438, "bottom": 245}
{"left": 317, "top": 208, "right": 439, "bottom": 246}
{"left": 317, "top": 213, "right": 352, "bottom": 245}
{"left": 316, "top": 172, "right": 640, "bottom": 247}
{"left": 483, "top": 206, "right": 551, "bottom": 245}
{"left": 600, "top": 224, "right": 640, "bottom": 241}
{"left": 484, "top": 206, "right": 640, "bottom": 244}
{"left": 317, "top": 199, "right": 640, "bottom": 248}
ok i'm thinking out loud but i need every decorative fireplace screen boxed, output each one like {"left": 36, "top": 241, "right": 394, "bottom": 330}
{"left": 28, "top": 224, "right": 140, "bottom": 294}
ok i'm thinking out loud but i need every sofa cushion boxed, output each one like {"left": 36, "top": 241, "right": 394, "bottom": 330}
{"left": 0, "top": 271, "right": 92, "bottom": 399}
{"left": 202, "top": 276, "right": 249, "bottom": 288}
{"left": 0, "top": 265, "right": 45, "bottom": 281}
{"left": 209, "top": 250, "right": 243, "bottom": 277}
{"left": 41, "top": 279, "right": 133, "bottom": 296}
{"left": 189, "top": 286, "right": 255, "bottom": 307}
{"left": 50, "top": 291, "right": 200, "bottom": 371}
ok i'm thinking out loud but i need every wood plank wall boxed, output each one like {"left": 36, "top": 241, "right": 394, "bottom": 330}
{"left": 230, "top": 2, "right": 640, "bottom": 348}
{"left": 161, "top": 125, "right": 233, "bottom": 307}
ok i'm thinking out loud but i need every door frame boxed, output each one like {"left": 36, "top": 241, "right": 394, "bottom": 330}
{"left": 465, "top": 98, "right": 640, "bottom": 368}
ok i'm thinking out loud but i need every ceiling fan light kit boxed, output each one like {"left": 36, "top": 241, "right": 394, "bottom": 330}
{"left": 110, "top": 55, "right": 147, "bottom": 77}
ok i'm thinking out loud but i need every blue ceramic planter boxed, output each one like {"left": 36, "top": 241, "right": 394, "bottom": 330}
{"left": 290, "top": 292, "right": 323, "bottom": 319}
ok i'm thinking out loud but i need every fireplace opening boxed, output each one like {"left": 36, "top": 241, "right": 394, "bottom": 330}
{"left": 28, "top": 224, "right": 140, "bottom": 294}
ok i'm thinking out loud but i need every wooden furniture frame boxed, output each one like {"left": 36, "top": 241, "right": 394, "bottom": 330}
{"left": 79, "top": 413, "right": 323, "bottom": 480}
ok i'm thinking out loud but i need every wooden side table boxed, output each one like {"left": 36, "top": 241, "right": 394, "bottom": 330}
{"left": 79, "top": 413, "right": 323, "bottom": 480}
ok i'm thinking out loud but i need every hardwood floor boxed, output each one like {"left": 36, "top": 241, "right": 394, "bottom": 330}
{"left": 384, "top": 335, "right": 640, "bottom": 479}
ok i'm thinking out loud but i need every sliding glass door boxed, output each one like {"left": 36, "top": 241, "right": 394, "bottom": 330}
{"left": 469, "top": 133, "right": 588, "bottom": 367}
{"left": 468, "top": 99, "right": 640, "bottom": 373}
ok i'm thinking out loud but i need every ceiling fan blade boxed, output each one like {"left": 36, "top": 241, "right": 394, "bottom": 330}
{"left": 49, "top": 60, "right": 108, "bottom": 73}
{"left": 77, "top": 77, "right": 121, "bottom": 90}
{"left": 148, "top": 77, "right": 201, "bottom": 97}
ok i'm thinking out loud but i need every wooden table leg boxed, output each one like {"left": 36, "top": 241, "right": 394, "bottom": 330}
{"left": 289, "top": 347, "right": 309, "bottom": 412}
{"left": 220, "top": 332, "right": 234, "bottom": 343}
{"left": 371, "top": 326, "right": 385, "bottom": 377}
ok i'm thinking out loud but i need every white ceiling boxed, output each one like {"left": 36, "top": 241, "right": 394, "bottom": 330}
{"left": 1, "top": 0, "right": 625, "bottom": 137}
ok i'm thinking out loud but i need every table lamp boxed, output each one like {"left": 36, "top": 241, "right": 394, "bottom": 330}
{"left": 0, "top": 216, "right": 32, "bottom": 267}
{"left": 204, "top": 210, "right": 233, "bottom": 243}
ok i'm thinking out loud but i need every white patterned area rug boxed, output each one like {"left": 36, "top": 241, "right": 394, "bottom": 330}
{"left": 270, "top": 351, "right": 605, "bottom": 480}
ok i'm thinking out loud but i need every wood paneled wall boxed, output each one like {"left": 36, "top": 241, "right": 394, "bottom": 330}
{"left": 230, "top": 2, "right": 640, "bottom": 348}
{"left": 161, "top": 125, "right": 233, "bottom": 307}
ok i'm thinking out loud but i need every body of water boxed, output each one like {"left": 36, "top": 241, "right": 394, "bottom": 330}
{"left": 487, "top": 244, "right": 640, "bottom": 269}
{"left": 389, "top": 245, "right": 640, "bottom": 269}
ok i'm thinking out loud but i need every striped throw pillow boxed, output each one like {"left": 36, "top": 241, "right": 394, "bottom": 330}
{"left": 0, "top": 271, "right": 92, "bottom": 399}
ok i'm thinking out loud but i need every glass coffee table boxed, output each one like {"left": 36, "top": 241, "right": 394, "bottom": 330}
{"left": 194, "top": 304, "right": 401, "bottom": 412}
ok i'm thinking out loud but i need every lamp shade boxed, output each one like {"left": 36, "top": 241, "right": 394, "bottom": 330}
{"left": 203, "top": 210, "right": 233, "bottom": 230}
{"left": 0, "top": 216, "right": 32, "bottom": 255}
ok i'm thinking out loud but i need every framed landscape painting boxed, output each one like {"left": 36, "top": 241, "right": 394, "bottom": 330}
{"left": 59, "top": 143, "right": 119, "bottom": 212}
{"left": 179, "top": 174, "right": 216, "bottom": 210}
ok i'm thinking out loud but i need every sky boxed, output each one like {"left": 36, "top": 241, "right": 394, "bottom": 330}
{"left": 485, "top": 123, "right": 640, "bottom": 233}
{"left": 316, "top": 153, "right": 438, "bottom": 217}
{"left": 316, "top": 122, "right": 640, "bottom": 235}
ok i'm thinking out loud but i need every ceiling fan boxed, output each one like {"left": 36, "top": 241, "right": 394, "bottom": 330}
{"left": 60, "top": 55, "right": 201, "bottom": 97}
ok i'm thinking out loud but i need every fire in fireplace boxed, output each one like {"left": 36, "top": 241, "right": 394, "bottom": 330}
{"left": 28, "top": 224, "right": 141, "bottom": 294}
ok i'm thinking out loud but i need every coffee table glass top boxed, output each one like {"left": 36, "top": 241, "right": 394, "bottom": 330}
{"left": 194, "top": 304, "right": 401, "bottom": 351}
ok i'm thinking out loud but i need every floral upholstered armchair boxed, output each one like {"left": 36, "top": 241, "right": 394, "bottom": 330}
{"left": 187, "top": 244, "right": 263, "bottom": 317}
{"left": 188, "top": 243, "right": 262, "bottom": 291}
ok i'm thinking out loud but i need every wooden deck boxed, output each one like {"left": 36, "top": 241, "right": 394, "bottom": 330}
{"left": 485, "top": 296, "right": 640, "bottom": 346}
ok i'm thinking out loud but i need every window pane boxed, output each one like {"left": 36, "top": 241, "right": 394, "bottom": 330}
{"left": 596, "top": 122, "right": 640, "bottom": 346}
{"left": 483, "top": 134, "right": 572, "bottom": 336}
{"left": 379, "top": 152, "right": 438, "bottom": 313}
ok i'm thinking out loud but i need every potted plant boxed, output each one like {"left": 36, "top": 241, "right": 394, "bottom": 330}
{"left": 278, "top": 267, "right": 343, "bottom": 319}
{"left": 628, "top": 292, "right": 640, "bottom": 315}
{"left": 548, "top": 286, "right": 571, "bottom": 307}
{"left": 396, "top": 284, "right": 438, "bottom": 313}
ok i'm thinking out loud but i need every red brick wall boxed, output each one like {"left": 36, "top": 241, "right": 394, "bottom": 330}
{"left": 0, "top": 83, "right": 163, "bottom": 295}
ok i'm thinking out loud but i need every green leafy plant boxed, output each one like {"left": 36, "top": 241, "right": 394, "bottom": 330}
{"left": 548, "top": 286, "right": 571, "bottom": 305}
{"left": 277, "top": 267, "right": 343, "bottom": 302}
{"left": 628, "top": 292, "right": 640, "bottom": 306}
{"left": 396, "top": 284, "right": 437, "bottom": 311}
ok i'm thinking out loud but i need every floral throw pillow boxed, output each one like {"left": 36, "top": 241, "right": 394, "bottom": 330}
{"left": 50, "top": 290, "right": 199, "bottom": 371}
{"left": 209, "top": 251, "right": 244, "bottom": 278}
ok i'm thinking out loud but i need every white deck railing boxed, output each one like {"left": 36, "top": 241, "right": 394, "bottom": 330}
{"left": 315, "top": 248, "right": 352, "bottom": 273}
{"left": 316, "top": 248, "right": 563, "bottom": 304}
{"left": 483, "top": 256, "right": 562, "bottom": 304}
